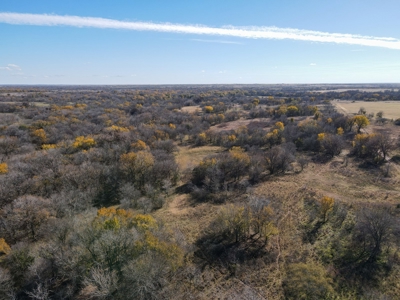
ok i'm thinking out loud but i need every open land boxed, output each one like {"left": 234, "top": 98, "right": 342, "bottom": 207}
{"left": 332, "top": 100, "right": 400, "bottom": 119}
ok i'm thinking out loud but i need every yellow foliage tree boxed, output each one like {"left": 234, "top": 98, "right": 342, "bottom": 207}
{"left": 352, "top": 115, "right": 370, "bottom": 133}
{"left": 228, "top": 134, "right": 237, "bottom": 142}
{"left": 120, "top": 151, "right": 154, "bottom": 188}
{"left": 0, "top": 163, "right": 8, "bottom": 174}
{"left": 320, "top": 196, "right": 334, "bottom": 222}
{"left": 337, "top": 127, "right": 344, "bottom": 135}
{"left": 95, "top": 207, "right": 135, "bottom": 230}
{"left": 287, "top": 105, "right": 299, "bottom": 116}
{"left": 276, "top": 105, "right": 288, "bottom": 116}
{"left": 106, "top": 125, "right": 130, "bottom": 133}
{"left": 352, "top": 133, "right": 374, "bottom": 157}
{"left": 284, "top": 262, "right": 334, "bottom": 300}
{"left": 204, "top": 106, "right": 214, "bottom": 113}
{"left": 275, "top": 121, "right": 285, "bottom": 130}
{"left": 266, "top": 128, "right": 283, "bottom": 145}
{"left": 74, "top": 103, "right": 87, "bottom": 109}
{"left": 229, "top": 147, "right": 251, "bottom": 165}
{"left": 93, "top": 208, "right": 184, "bottom": 271}
{"left": 131, "top": 214, "right": 158, "bottom": 231}
{"left": 73, "top": 136, "right": 96, "bottom": 150}
{"left": 196, "top": 132, "right": 208, "bottom": 145}
{"left": 0, "top": 238, "right": 11, "bottom": 256}
{"left": 199, "top": 157, "right": 217, "bottom": 168}
{"left": 217, "top": 205, "right": 250, "bottom": 243}
{"left": 251, "top": 206, "right": 278, "bottom": 242}
{"left": 41, "top": 144, "right": 57, "bottom": 150}
{"left": 120, "top": 152, "right": 137, "bottom": 177}
{"left": 131, "top": 140, "right": 148, "bottom": 151}
{"left": 215, "top": 203, "right": 277, "bottom": 244}
{"left": 32, "top": 128, "right": 47, "bottom": 144}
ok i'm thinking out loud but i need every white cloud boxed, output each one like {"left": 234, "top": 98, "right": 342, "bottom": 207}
{"left": 0, "top": 64, "right": 21, "bottom": 71}
{"left": 8, "top": 64, "right": 21, "bottom": 70}
{"left": 1, "top": 12, "right": 400, "bottom": 50}
{"left": 310, "top": 63, "right": 317, "bottom": 66}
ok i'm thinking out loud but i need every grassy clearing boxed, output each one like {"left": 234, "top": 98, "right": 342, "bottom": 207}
{"left": 254, "top": 155, "right": 400, "bottom": 208}
{"left": 209, "top": 118, "right": 271, "bottom": 133}
{"left": 180, "top": 105, "right": 201, "bottom": 113}
{"left": 319, "top": 88, "right": 399, "bottom": 93}
{"left": 175, "top": 145, "right": 224, "bottom": 173}
{"left": 332, "top": 100, "right": 400, "bottom": 119}
{"left": 32, "top": 102, "right": 50, "bottom": 107}
{"left": 1, "top": 101, "right": 50, "bottom": 107}
{"left": 154, "top": 194, "right": 220, "bottom": 244}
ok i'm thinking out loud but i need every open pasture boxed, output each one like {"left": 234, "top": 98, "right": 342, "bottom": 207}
{"left": 332, "top": 100, "right": 400, "bottom": 119}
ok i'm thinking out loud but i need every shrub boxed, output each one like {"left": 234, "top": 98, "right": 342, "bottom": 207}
{"left": 204, "top": 106, "right": 213, "bottom": 113}
{"left": 283, "top": 262, "right": 334, "bottom": 300}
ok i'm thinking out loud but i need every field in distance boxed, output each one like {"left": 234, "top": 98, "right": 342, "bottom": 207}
{"left": 332, "top": 100, "right": 400, "bottom": 119}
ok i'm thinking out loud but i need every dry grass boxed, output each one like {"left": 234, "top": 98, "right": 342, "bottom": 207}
{"left": 254, "top": 155, "right": 400, "bottom": 208}
{"left": 154, "top": 195, "right": 220, "bottom": 244}
{"left": 175, "top": 145, "right": 224, "bottom": 172}
{"left": 180, "top": 105, "right": 201, "bottom": 114}
{"left": 319, "top": 88, "right": 399, "bottom": 93}
{"left": 332, "top": 100, "right": 400, "bottom": 119}
{"left": 1, "top": 101, "right": 50, "bottom": 107}
{"left": 32, "top": 102, "right": 50, "bottom": 107}
{"left": 209, "top": 118, "right": 271, "bottom": 133}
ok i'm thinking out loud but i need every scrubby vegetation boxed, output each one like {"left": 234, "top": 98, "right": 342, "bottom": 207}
{"left": 0, "top": 84, "right": 400, "bottom": 299}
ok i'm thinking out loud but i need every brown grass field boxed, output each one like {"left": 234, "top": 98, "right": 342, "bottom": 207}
{"left": 320, "top": 88, "right": 399, "bottom": 93}
{"left": 180, "top": 105, "right": 201, "bottom": 114}
{"left": 209, "top": 118, "right": 271, "bottom": 133}
{"left": 332, "top": 100, "right": 400, "bottom": 119}
{"left": 175, "top": 145, "right": 224, "bottom": 173}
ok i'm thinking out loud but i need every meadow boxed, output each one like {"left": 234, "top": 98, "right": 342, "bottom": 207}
{"left": 332, "top": 100, "right": 400, "bottom": 119}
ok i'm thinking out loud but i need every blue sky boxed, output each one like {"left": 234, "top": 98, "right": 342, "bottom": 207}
{"left": 1, "top": 0, "right": 400, "bottom": 84}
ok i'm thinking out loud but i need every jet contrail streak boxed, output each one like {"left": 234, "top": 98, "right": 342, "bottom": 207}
{"left": 1, "top": 12, "right": 400, "bottom": 50}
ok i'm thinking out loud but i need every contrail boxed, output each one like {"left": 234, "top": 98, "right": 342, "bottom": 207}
{"left": 1, "top": 12, "right": 400, "bottom": 50}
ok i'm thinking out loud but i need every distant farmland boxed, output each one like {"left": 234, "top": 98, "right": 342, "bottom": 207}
{"left": 332, "top": 100, "right": 400, "bottom": 119}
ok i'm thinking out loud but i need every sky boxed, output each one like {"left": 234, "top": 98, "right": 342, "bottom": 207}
{"left": 1, "top": 0, "right": 400, "bottom": 85}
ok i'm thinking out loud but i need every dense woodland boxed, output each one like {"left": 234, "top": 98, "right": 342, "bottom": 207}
{"left": 0, "top": 84, "right": 400, "bottom": 299}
